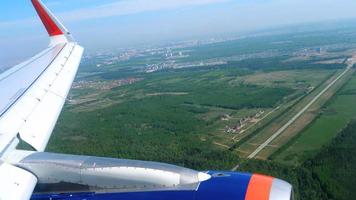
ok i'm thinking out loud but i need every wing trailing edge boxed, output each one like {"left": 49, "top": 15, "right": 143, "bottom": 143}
{"left": 31, "top": 0, "right": 73, "bottom": 46}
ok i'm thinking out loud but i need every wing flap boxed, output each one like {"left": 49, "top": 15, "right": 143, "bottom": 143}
{"left": 19, "top": 91, "right": 64, "bottom": 151}
{"left": 19, "top": 45, "right": 84, "bottom": 151}
{"left": 0, "top": 162, "right": 37, "bottom": 200}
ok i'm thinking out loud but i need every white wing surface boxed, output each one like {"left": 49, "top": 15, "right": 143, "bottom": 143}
{"left": 0, "top": 0, "right": 84, "bottom": 199}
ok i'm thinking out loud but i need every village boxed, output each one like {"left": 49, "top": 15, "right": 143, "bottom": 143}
{"left": 222, "top": 110, "right": 265, "bottom": 135}
{"left": 72, "top": 78, "right": 143, "bottom": 90}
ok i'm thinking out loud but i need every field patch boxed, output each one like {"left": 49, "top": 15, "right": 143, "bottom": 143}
{"left": 231, "top": 69, "right": 334, "bottom": 89}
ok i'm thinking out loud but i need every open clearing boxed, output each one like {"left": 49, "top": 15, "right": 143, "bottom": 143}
{"left": 253, "top": 67, "right": 355, "bottom": 159}
{"left": 224, "top": 69, "right": 335, "bottom": 149}
{"left": 231, "top": 69, "right": 334, "bottom": 88}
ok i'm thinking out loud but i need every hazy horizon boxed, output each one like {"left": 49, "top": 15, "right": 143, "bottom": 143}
{"left": 2, "top": 0, "right": 356, "bottom": 68}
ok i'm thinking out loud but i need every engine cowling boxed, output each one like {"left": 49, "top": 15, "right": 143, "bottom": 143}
{"left": 8, "top": 150, "right": 293, "bottom": 200}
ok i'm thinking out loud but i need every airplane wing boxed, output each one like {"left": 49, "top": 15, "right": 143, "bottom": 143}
{"left": 0, "top": 0, "right": 83, "bottom": 199}
{"left": 0, "top": 1, "right": 294, "bottom": 200}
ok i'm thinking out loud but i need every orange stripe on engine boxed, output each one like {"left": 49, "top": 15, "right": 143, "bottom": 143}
{"left": 245, "top": 174, "right": 274, "bottom": 200}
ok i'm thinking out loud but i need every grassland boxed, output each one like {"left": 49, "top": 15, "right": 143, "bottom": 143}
{"left": 232, "top": 68, "right": 341, "bottom": 157}
{"left": 258, "top": 67, "right": 355, "bottom": 159}
{"left": 273, "top": 70, "right": 356, "bottom": 165}
{"left": 231, "top": 69, "right": 334, "bottom": 88}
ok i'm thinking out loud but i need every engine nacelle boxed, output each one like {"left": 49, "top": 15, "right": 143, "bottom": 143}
{"left": 7, "top": 150, "right": 210, "bottom": 192}
{"left": 7, "top": 150, "right": 293, "bottom": 200}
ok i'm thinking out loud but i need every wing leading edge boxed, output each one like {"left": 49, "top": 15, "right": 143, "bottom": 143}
{"left": 0, "top": 1, "right": 83, "bottom": 199}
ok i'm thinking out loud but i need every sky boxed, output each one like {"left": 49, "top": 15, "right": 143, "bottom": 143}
{"left": 2, "top": 0, "right": 356, "bottom": 68}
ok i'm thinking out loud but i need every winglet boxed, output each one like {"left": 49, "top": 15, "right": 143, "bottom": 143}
{"left": 31, "top": 0, "right": 73, "bottom": 46}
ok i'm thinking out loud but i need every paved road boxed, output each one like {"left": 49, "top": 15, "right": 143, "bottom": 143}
{"left": 247, "top": 61, "right": 354, "bottom": 159}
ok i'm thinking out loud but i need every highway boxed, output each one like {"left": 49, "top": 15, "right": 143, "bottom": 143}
{"left": 247, "top": 59, "right": 354, "bottom": 159}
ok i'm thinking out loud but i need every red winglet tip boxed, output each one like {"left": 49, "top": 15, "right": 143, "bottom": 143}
{"left": 31, "top": 0, "right": 63, "bottom": 37}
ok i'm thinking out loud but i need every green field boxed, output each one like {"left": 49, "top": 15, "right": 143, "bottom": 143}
{"left": 231, "top": 69, "right": 335, "bottom": 88}
{"left": 232, "top": 68, "right": 340, "bottom": 157}
{"left": 274, "top": 71, "right": 356, "bottom": 165}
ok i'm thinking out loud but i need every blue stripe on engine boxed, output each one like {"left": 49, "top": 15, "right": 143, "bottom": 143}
{"left": 196, "top": 171, "right": 252, "bottom": 200}
{"left": 32, "top": 191, "right": 196, "bottom": 200}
